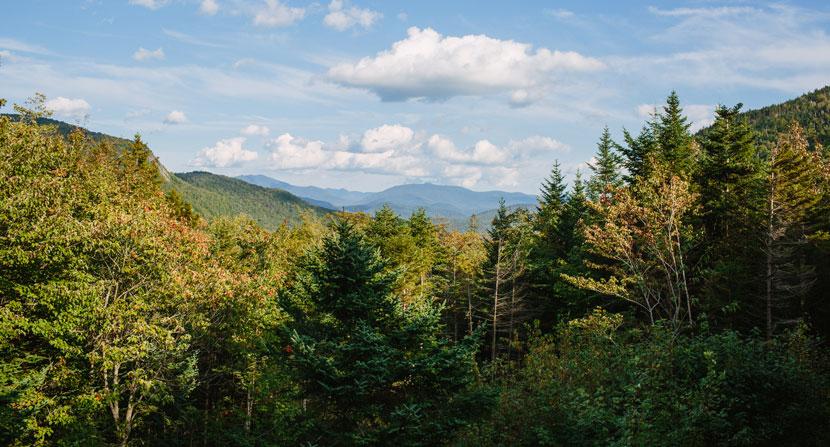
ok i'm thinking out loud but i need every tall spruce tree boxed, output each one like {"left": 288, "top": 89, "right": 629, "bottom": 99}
{"left": 281, "top": 219, "right": 488, "bottom": 446}
{"left": 656, "top": 91, "right": 697, "bottom": 177}
{"left": 620, "top": 118, "right": 659, "bottom": 184}
{"left": 588, "top": 126, "right": 624, "bottom": 200}
{"left": 534, "top": 161, "right": 568, "bottom": 258}
{"left": 696, "top": 104, "right": 765, "bottom": 326}
{"left": 763, "top": 123, "right": 823, "bottom": 338}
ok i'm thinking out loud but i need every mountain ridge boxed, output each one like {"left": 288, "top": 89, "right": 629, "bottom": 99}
{"left": 236, "top": 174, "right": 538, "bottom": 220}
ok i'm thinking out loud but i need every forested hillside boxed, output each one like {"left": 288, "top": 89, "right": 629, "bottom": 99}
{"left": 169, "top": 171, "right": 328, "bottom": 230}
{"left": 699, "top": 85, "right": 830, "bottom": 150}
{"left": 3, "top": 90, "right": 830, "bottom": 447}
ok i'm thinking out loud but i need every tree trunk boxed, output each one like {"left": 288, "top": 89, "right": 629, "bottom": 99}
{"left": 491, "top": 240, "right": 502, "bottom": 363}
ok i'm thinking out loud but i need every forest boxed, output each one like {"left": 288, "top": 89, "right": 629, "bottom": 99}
{"left": 2, "top": 91, "right": 830, "bottom": 446}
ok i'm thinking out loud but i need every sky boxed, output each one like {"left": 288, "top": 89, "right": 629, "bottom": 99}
{"left": 2, "top": 0, "right": 829, "bottom": 193}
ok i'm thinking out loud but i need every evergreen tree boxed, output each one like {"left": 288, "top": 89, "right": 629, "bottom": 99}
{"left": 763, "top": 123, "right": 823, "bottom": 338}
{"left": 588, "top": 126, "right": 624, "bottom": 200}
{"left": 534, "top": 161, "right": 568, "bottom": 258}
{"left": 697, "top": 104, "right": 765, "bottom": 326}
{"left": 619, "top": 119, "right": 659, "bottom": 184}
{"left": 656, "top": 91, "right": 697, "bottom": 177}
{"left": 281, "top": 219, "right": 488, "bottom": 446}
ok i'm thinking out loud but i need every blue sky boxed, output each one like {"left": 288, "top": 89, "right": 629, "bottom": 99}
{"left": 3, "top": 0, "right": 829, "bottom": 193}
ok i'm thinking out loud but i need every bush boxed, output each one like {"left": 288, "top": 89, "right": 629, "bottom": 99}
{"left": 461, "top": 310, "right": 830, "bottom": 446}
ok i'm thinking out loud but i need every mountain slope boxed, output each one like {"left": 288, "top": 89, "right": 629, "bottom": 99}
{"left": 169, "top": 172, "right": 328, "bottom": 230}
{"left": 697, "top": 85, "right": 830, "bottom": 150}
{"left": 740, "top": 85, "right": 830, "bottom": 149}
{"left": 237, "top": 174, "right": 370, "bottom": 208}
{"left": 237, "top": 175, "right": 538, "bottom": 220}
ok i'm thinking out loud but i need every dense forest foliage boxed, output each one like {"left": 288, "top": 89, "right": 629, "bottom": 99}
{"left": 699, "top": 85, "right": 830, "bottom": 151}
{"left": 167, "top": 171, "right": 328, "bottom": 231}
{"left": 2, "top": 91, "right": 830, "bottom": 446}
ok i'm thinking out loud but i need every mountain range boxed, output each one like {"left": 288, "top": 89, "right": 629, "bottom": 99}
{"left": 236, "top": 174, "right": 538, "bottom": 220}
{"left": 6, "top": 84, "right": 828, "bottom": 231}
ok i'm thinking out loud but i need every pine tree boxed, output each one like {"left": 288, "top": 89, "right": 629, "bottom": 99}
{"left": 281, "top": 219, "right": 488, "bottom": 445}
{"left": 534, "top": 161, "right": 567, "bottom": 258}
{"left": 763, "top": 123, "right": 823, "bottom": 338}
{"left": 656, "top": 91, "right": 697, "bottom": 177}
{"left": 697, "top": 104, "right": 765, "bottom": 325}
{"left": 588, "top": 126, "right": 624, "bottom": 200}
{"left": 619, "top": 119, "right": 659, "bottom": 184}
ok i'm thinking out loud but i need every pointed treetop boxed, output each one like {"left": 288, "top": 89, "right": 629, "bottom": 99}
{"left": 588, "top": 126, "right": 623, "bottom": 199}
{"left": 538, "top": 160, "right": 567, "bottom": 211}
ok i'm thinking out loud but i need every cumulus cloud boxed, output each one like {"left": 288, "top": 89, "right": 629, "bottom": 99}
{"left": 427, "top": 135, "right": 509, "bottom": 165}
{"left": 241, "top": 124, "right": 270, "bottom": 136}
{"left": 328, "top": 27, "right": 604, "bottom": 104}
{"left": 360, "top": 124, "right": 415, "bottom": 153}
{"left": 324, "top": 0, "right": 382, "bottom": 31}
{"left": 133, "top": 47, "right": 165, "bottom": 61}
{"left": 199, "top": 0, "right": 219, "bottom": 15}
{"left": 164, "top": 110, "right": 188, "bottom": 124}
{"left": 129, "top": 0, "right": 169, "bottom": 10}
{"left": 192, "top": 137, "right": 258, "bottom": 167}
{"left": 267, "top": 133, "right": 424, "bottom": 176}
{"left": 253, "top": 0, "right": 305, "bottom": 27}
{"left": 44, "top": 97, "right": 91, "bottom": 118}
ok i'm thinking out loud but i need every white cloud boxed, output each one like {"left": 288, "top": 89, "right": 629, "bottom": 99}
{"left": 129, "top": 0, "right": 169, "bottom": 10}
{"left": 192, "top": 137, "right": 258, "bottom": 168}
{"left": 44, "top": 97, "right": 91, "bottom": 118}
{"left": 133, "top": 47, "right": 165, "bottom": 61}
{"left": 324, "top": 0, "right": 382, "bottom": 31}
{"left": 164, "top": 110, "right": 188, "bottom": 124}
{"left": 328, "top": 27, "right": 604, "bottom": 104}
{"left": 267, "top": 134, "right": 329, "bottom": 170}
{"left": 471, "top": 140, "right": 508, "bottom": 164}
{"left": 360, "top": 124, "right": 415, "bottom": 152}
{"left": 427, "top": 135, "right": 508, "bottom": 165}
{"left": 199, "top": 0, "right": 219, "bottom": 15}
{"left": 397, "top": 12, "right": 408, "bottom": 22}
{"left": 610, "top": 4, "right": 830, "bottom": 94}
{"left": 267, "top": 133, "right": 425, "bottom": 176}
{"left": 0, "top": 38, "right": 49, "bottom": 55}
{"left": 443, "top": 165, "right": 482, "bottom": 188}
{"left": 507, "top": 135, "right": 569, "bottom": 158}
{"left": 241, "top": 124, "right": 270, "bottom": 136}
{"left": 253, "top": 0, "right": 305, "bottom": 27}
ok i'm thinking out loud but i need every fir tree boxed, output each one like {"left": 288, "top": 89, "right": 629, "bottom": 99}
{"left": 697, "top": 104, "right": 765, "bottom": 325}
{"left": 620, "top": 118, "right": 659, "bottom": 184}
{"left": 281, "top": 219, "right": 488, "bottom": 445}
{"left": 763, "top": 123, "right": 823, "bottom": 338}
{"left": 656, "top": 91, "right": 697, "bottom": 177}
{"left": 588, "top": 126, "right": 624, "bottom": 200}
{"left": 534, "top": 161, "right": 568, "bottom": 257}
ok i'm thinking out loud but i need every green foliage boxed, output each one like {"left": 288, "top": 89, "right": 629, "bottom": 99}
{"left": 168, "top": 171, "right": 328, "bottom": 231}
{"left": 699, "top": 85, "right": 830, "bottom": 151}
{"left": 696, "top": 104, "right": 765, "bottom": 325}
{"left": 465, "top": 310, "right": 830, "bottom": 446}
{"left": 4, "top": 87, "right": 830, "bottom": 446}
{"left": 587, "top": 126, "right": 624, "bottom": 199}
{"left": 281, "top": 219, "right": 490, "bottom": 446}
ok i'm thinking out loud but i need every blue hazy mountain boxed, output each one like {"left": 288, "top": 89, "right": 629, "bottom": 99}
{"left": 237, "top": 175, "right": 538, "bottom": 219}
